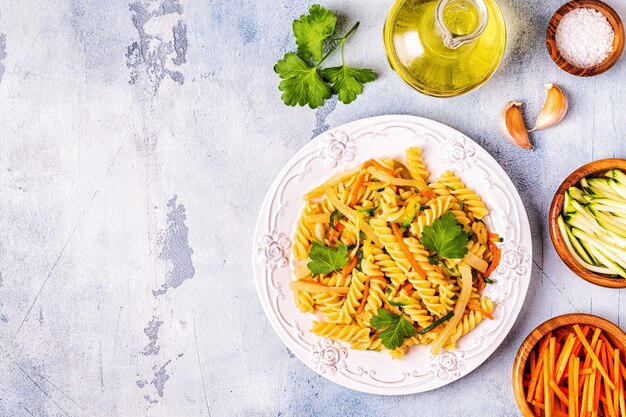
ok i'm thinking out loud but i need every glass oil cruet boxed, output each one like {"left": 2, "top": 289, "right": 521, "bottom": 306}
{"left": 384, "top": 0, "right": 506, "bottom": 97}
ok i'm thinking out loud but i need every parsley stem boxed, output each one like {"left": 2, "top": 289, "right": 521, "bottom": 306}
{"left": 341, "top": 21, "right": 360, "bottom": 41}
{"left": 341, "top": 40, "right": 345, "bottom": 66}
{"left": 317, "top": 21, "right": 360, "bottom": 66}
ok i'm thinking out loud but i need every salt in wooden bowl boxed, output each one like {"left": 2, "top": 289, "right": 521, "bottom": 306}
{"left": 546, "top": 0, "right": 625, "bottom": 77}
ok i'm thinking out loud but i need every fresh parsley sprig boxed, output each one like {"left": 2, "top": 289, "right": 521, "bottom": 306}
{"left": 274, "top": 4, "right": 376, "bottom": 109}
{"left": 307, "top": 241, "right": 348, "bottom": 276}
{"left": 420, "top": 212, "right": 469, "bottom": 259}
{"left": 370, "top": 308, "right": 416, "bottom": 350}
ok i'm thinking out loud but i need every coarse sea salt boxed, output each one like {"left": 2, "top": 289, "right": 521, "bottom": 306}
{"left": 555, "top": 7, "right": 614, "bottom": 68}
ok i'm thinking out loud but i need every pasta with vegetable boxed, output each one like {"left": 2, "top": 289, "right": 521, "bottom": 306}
{"left": 289, "top": 147, "right": 502, "bottom": 357}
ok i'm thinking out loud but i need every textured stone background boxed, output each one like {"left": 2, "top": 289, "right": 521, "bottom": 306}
{"left": 0, "top": 0, "right": 624, "bottom": 416}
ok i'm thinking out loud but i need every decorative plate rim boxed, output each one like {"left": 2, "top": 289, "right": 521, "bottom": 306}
{"left": 252, "top": 115, "right": 532, "bottom": 395}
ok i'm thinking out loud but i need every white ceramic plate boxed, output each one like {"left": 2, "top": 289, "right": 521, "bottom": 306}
{"left": 253, "top": 115, "right": 532, "bottom": 395}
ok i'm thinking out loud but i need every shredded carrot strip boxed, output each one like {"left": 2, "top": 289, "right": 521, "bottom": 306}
{"left": 390, "top": 223, "right": 428, "bottom": 280}
{"left": 614, "top": 349, "right": 620, "bottom": 415}
{"left": 550, "top": 381, "right": 569, "bottom": 405}
{"left": 466, "top": 304, "right": 494, "bottom": 320}
{"left": 573, "top": 357, "right": 580, "bottom": 417}
{"left": 574, "top": 325, "right": 615, "bottom": 390}
{"left": 400, "top": 282, "right": 415, "bottom": 296}
{"left": 342, "top": 255, "right": 358, "bottom": 278}
{"left": 476, "top": 273, "right": 485, "bottom": 292}
{"left": 568, "top": 355, "right": 575, "bottom": 417}
{"left": 484, "top": 240, "right": 501, "bottom": 277}
{"left": 580, "top": 328, "right": 602, "bottom": 389}
{"left": 348, "top": 162, "right": 371, "bottom": 207}
{"left": 545, "top": 342, "right": 554, "bottom": 417}
{"left": 581, "top": 373, "right": 589, "bottom": 417}
{"left": 531, "top": 401, "right": 569, "bottom": 417}
{"left": 368, "top": 159, "right": 396, "bottom": 176}
{"left": 555, "top": 334, "right": 576, "bottom": 383}
{"left": 602, "top": 345, "right": 616, "bottom": 417}
{"left": 356, "top": 277, "right": 370, "bottom": 314}
{"left": 619, "top": 370, "right": 626, "bottom": 417}
{"left": 572, "top": 326, "right": 591, "bottom": 357}
{"left": 328, "top": 222, "right": 345, "bottom": 243}
{"left": 529, "top": 335, "right": 550, "bottom": 402}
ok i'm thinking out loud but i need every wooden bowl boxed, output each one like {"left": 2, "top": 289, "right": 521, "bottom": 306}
{"left": 546, "top": 0, "right": 625, "bottom": 77}
{"left": 549, "top": 158, "right": 626, "bottom": 288}
{"left": 512, "top": 314, "right": 626, "bottom": 417}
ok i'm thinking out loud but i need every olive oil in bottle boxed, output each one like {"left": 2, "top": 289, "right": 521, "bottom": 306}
{"left": 384, "top": 0, "right": 506, "bottom": 97}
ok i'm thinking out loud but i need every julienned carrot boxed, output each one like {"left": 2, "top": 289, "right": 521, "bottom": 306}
{"left": 614, "top": 350, "right": 620, "bottom": 415}
{"left": 466, "top": 304, "right": 494, "bottom": 320}
{"left": 581, "top": 373, "right": 590, "bottom": 417}
{"left": 355, "top": 277, "right": 370, "bottom": 315}
{"left": 368, "top": 159, "right": 396, "bottom": 176}
{"left": 568, "top": 355, "right": 575, "bottom": 417}
{"left": 599, "top": 345, "right": 615, "bottom": 417}
{"left": 590, "top": 340, "right": 603, "bottom": 413}
{"left": 573, "top": 325, "right": 615, "bottom": 390}
{"left": 603, "top": 348, "right": 615, "bottom": 417}
{"left": 476, "top": 273, "right": 485, "bottom": 292}
{"left": 549, "top": 380, "right": 568, "bottom": 404}
{"left": 524, "top": 325, "right": 626, "bottom": 417}
{"left": 342, "top": 255, "right": 358, "bottom": 278}
{"left": 555, "top": 334, "right": 576, "bottom": 383}
{"left": 544, "top": 343, "right": 554, "bottom": 417}
{"left": 531, "top": 401, "right": 569, "bottom": 417}
{"left": 619, "top": 370, "right": 626, "bottom": 417}
{"left": 484, "top": 240, "right": 501, "bottom": 277}
{"left": 328, "top": 222, "right": 345, "bottom": 242}
{"left": 571, "top": 325, "right": 591, "bottom": 357}
{"left": 573, "top": 357, "right": 580, "bottom": 417}
{"left": 549, "top": 336, "right": 556, "bottom": 379}
{"left": 348, "top": 162, "right": 371, "bottom": 207}
{"left": 390, "top": 223, "right": 427, "bottom": 280}
{"left": 528, "top": 335, "right": 550, "bottom": 402}
{"left": 580, "top": 328, "right": 602, "bottom": 389}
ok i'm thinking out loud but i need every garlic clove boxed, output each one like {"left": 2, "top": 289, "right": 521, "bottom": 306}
{"left": 531, "top": 83, "right": 568, "bottom": 132}
{"left": 500, "top": 101, "right": 532, "bottom": 150}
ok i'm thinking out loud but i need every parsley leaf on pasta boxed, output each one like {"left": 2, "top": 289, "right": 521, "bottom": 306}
{"left": 274, "top": 53, "right": 332, "bottom": 109}
{"left": 307, "top": 241, "right": 348, "bottom": 276}
{"left": 420, "top": 212, "right": 469, "bottom": 259}
{"left": 292, "top": 4, "right": 336, "bottom": 62}
{"left": 370, "top": 308, "right": 416, "bottom": 350}
{"left": 321, "top": 66, "right": 377, "bottom": 105}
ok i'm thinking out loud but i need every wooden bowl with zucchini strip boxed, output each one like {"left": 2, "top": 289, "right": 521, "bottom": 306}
{"left": 549, "top": 158, "right": 626, "bottom": 288}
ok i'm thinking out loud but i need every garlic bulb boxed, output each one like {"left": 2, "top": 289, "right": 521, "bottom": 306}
{"left": 532, "top": 84, "right": 568, "bottom": 132}
{"left": 500, "top": 101, "right": 532, "bottom": 150}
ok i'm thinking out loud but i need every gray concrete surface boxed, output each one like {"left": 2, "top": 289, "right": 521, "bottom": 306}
{"left": 0, "top": 0, "right": 624, "bottom": 416}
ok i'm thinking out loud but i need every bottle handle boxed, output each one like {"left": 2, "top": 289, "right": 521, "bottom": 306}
{"left": 435, "top": 0, "right": 489, "bottom": 49}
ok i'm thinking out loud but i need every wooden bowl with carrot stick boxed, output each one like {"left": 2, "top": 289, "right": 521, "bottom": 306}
{"left": 512, "top": 314, "right": 626, "bottom": 417}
